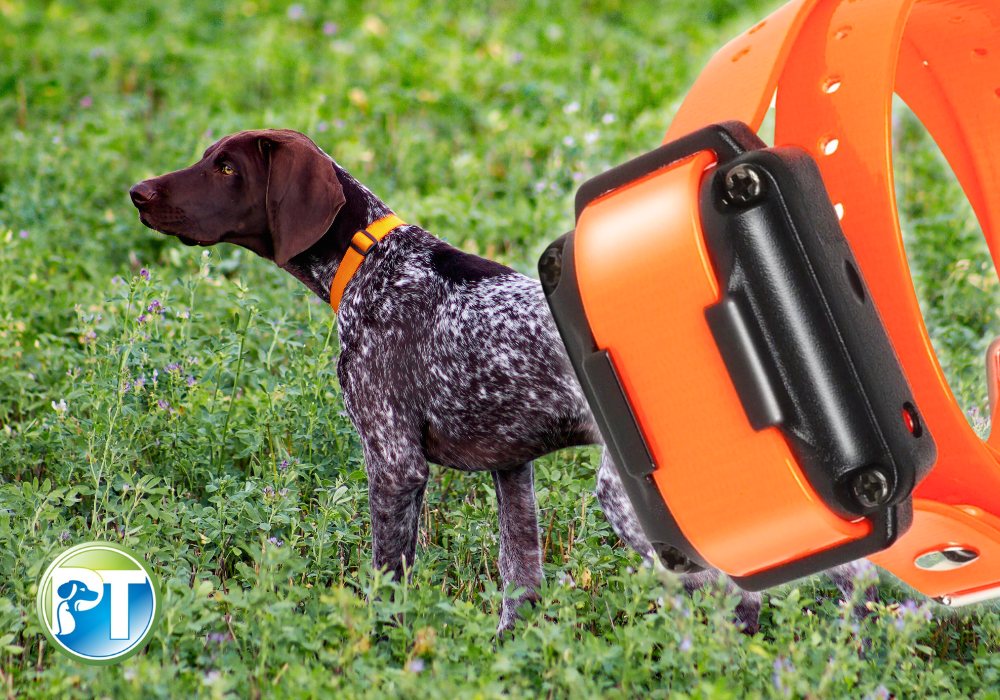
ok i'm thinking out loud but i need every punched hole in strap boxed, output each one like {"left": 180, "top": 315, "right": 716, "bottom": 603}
{"left": 914, "top": 546, "right": 980, "bottom": 572}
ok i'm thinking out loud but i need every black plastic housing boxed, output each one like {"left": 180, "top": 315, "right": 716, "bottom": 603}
{"left": 539, "top": 122, "right": 937, "bottom": 589}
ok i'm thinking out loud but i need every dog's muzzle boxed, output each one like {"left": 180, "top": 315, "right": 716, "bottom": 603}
{"left": 540, "top": 0, "right": 1000, "bottom": 605}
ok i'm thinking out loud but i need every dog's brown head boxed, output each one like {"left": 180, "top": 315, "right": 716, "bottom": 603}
{"left": 130, "top": 129, "right": 346, "bottom": 265}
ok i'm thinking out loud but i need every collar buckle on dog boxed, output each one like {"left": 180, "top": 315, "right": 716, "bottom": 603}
{"left": 541, "top": 0, "right": 1000, "bottom": 602}
{"left": 329, "top": 214, "right": 405, "bottom": 312}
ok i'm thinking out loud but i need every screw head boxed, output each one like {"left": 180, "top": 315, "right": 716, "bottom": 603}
{"left": 723, "top": 163, "right": 765, "bottom": 205}
{"left": 851, "top": 468, "right": 891, "bottom": 509}
{"left": 538, "top": 242, "right": 564, "bottom": 294}
{"left": 657, "top": 545, "right": 699, "bottom": 574}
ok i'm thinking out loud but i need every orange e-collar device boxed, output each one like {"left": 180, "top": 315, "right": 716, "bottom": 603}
{"left": 540, "top": 0, "right": 1000, "bottom": 604}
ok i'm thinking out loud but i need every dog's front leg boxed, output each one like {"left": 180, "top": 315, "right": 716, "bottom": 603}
{"left": 362, "top": 438, "right": 430, "bottom": 582}
{"left": 492, "top": 462, "right": 543, "bottom": 636}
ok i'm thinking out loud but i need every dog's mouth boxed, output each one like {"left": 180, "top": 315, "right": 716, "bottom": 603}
{"left": 137, "top": 212, "right": 207, "bottom": 246}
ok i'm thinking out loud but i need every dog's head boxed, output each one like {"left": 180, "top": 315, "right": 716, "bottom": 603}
{"left": 56, "top": 580, "right": 99, "bottom": 605}
{"left": 130, "top": 129, "right": 346, "bottom": 265}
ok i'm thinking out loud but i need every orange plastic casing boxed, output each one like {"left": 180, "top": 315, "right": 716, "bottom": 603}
{"left": 661, "top": 0, "right": 1000, "bottom": 603}
{"left": 574, "top": 151, "right": 871, "bottom": 578}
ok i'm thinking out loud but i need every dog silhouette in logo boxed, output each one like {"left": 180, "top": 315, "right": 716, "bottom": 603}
{"left": 55, "top": 580, "right": 99, "bottom": 636}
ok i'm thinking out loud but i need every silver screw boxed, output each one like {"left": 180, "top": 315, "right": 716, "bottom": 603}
{"left": 851, "top": 468, "right": 890, "bottom": 509}
{"left": 723, "top": 163, "right": 765, "bottom": 205}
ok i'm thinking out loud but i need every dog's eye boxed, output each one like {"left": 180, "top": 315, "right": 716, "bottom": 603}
{"left": 220, "top": 163, "right": 235, "bottom": 176}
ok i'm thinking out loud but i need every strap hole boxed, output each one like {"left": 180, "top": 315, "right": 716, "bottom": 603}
{"left": 973, "top": 47, "right": 988, "bottom": 57}
{"left": 820, "top": 137, "right": 840, "bottom": 156}
{"left": 834, "top": 25, "right": 852, "bottom": 40}
{"left": 915, "top": 547, "right": 979, "bottom": 571}
{"left": 902, "top": 402, "right": 923, "bottom": 437}
{"left": 833, "top": 202, "right": 845, "bottom": 220}
{"left": 731, "top": 47, "right": 750, "bottom": 62}
{"left": 844, "top": 259, "right": 865, "bottom": 302}
{"left": 823, "top": 78, "right": 842, "bottom": 94}
{"left": 749, "top": 20, "right": 767, "bottom": 34}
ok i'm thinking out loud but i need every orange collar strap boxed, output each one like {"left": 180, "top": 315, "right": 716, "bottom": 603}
{"left": 329, "top": 214, "right": 405, "bottom": 312}
{"left": 668, "top": 0, "right": 1000, "bottom": 604}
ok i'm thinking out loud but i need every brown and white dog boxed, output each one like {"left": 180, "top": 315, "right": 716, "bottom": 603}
{"left": 130, "top": 129, "right": 875, "bottom": 634}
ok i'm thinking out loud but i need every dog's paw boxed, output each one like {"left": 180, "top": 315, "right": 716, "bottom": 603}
{"left": 495, "top": 590, "right": 540, "bottom": 640}
{"left": 734, "top": 592, "right": 763, "bottom": 635}
{"left": 496, "top": 612, "right": 518, "bottom": 640}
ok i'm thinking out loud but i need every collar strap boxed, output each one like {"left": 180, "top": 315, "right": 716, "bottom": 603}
{"left": 329, "top": 214, "right": 405, "bottom": 312}
{"left": 667, "top": 0, "right": 1000, "bottom": 606}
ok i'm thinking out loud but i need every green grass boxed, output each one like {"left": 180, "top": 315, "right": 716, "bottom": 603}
{"left": 1, "top": 1, "right": 998, "bottom": 697}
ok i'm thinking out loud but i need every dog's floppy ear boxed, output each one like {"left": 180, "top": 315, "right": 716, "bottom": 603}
{"left": 261, "top": 132, "right": 346, "bottom": 266}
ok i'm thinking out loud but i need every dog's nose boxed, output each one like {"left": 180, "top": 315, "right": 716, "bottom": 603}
{"left": 129, "top": 182, "right": 156, "bottom": 206}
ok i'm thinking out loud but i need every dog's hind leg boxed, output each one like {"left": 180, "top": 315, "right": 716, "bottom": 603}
{"left": 595, "top": 447, "right": 655, "bottom": 560}
{"left": 492, "top": 462, "right": 543, "bottom": 635}
{"left": 595, "top": 447, "right": 762, "bottom": 633}
{"left": 362, "top": 437, "right": 430, "bottom": 583}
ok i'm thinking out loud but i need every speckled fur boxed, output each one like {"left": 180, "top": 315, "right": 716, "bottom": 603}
{"left": 296, "top": 162, "right": 878, "bottom": 635}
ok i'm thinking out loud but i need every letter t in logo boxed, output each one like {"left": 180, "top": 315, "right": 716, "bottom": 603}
{"left": 101, "top": 570, "right": 149, "bottom": 639}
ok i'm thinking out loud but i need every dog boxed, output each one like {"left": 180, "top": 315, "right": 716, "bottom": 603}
{"left": 130, "top": 129, "right": 876, "bottom": 634}
{"left": 55, "top": 580, "right": 100, "bottom": 636}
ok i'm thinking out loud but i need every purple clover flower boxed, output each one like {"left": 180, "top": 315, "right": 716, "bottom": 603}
{"left": 772, "top": 657, "right": 795, "bottom": 696}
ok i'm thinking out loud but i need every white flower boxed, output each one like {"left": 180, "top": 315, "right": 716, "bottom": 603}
{"left": 563, "top": 101, "right": 580, "bottom": 114}
{"left": 584, "top": 131, "right": 599, "bottom": 145}
{"left": 601, "top": 113, "right": 616, "bottom": 124}
{"left": 51, "top": 399, "right": 68, "bottom": 415}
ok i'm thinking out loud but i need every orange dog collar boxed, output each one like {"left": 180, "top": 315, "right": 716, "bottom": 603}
{"left": 329, "top": 214, "right": 405, "bottom": 312}
{"left": 542, "top": 0, "right": 1000, "bottom": 603}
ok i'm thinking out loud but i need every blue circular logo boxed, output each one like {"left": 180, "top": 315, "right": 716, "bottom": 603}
{"left": 36, "top": 542, "right": 159, "bottom": 664}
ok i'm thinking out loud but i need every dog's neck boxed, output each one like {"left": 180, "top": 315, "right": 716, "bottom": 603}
{"left": 281, "top": 161, "right": 394, "bottom": 301}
